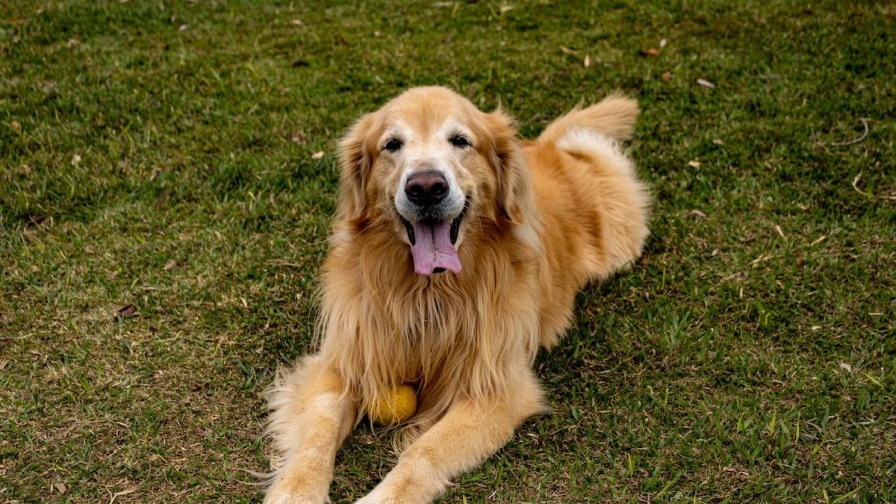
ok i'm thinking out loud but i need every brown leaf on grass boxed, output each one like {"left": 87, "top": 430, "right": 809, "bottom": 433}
{"left": 642, "top": 48, "right": 661, "bottom": 56}
{"left": 661, "top": 72, "right": 672, "bottom": 81}
{"left": 178, "top": 24, "right": 189, "bottom": 32}
{"left": 25, "top": 215, "right": 47, "bottom": 228}
{"left": 311, "top": 151, "right": 324, "bottom": 160}
{"left": 117, "top": 305, "right": 138, "bottom": 319}
{"left": 163, "top": 260, "right": 179, "bottom": 271}
{"left": 53, "top": 482, "right": 67, "bottom": 494}
{"left": 11, "top": 120, "right": 21, "bottom": 130}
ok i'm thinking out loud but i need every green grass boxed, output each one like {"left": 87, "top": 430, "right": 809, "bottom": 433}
{"left": 1, "top": 0, "right": 894, "bottom": 502}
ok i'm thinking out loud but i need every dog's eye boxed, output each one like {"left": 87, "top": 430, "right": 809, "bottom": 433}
{"left": 384, "top": 139, "right": 402, "bottom": 152}
{"left": 450, "top": 135, "right": 470, "bottom": 148}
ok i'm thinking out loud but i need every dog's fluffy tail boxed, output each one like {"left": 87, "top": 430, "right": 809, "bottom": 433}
{"left": 538, "top": 92, "right": 639, "bottom": 144}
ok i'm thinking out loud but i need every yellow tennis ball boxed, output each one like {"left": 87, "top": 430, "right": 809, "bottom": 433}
{"left": 369, "top": 384, "right": 418, "bottom": 427}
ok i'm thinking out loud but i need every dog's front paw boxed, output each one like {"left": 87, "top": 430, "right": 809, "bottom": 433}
{"left": 265, "top": 495, "right": 327, "bottom": 504}
{"left": 354, "top": 486, "right": 402, "bottom": 504}
{"left": 264, "top": 490, "right": 329, "bottom": 504}
{"left": 353, "top": 496, "right": 393, "bottom": 504}
{"left": 264, "top": 475, "right": 330, "bottom": 504}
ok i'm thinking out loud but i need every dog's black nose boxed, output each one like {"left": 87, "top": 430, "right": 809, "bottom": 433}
{"left": 405, "top": 170, "right": 449, "bottom": 206}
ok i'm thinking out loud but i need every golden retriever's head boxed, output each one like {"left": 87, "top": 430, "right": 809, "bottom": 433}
{"left": 337, "top": 86, "right": 537, "bottom": 276}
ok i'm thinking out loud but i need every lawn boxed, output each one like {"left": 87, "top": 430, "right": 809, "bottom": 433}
{"left": 1, "top": 0, "right": 894, "bottom": 502}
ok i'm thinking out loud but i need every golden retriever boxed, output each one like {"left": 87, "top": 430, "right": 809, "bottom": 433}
{"left": 264, "top": 86, "right": 650, "bottom": 504}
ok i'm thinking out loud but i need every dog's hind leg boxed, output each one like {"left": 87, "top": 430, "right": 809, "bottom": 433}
{"left": 354, "top": 370, "right": 544, "bottom": 504}
{"left": 264, "top": 354, "right": 358, "bottom": 504}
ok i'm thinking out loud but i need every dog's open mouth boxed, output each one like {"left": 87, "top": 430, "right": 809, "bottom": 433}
{"left": 400, "top": 213, "right": 464, "bottom": 275}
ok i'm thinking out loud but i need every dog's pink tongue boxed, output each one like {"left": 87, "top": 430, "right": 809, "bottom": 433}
{"left": 411, "top": 220, "right": 461, "bottom": 275}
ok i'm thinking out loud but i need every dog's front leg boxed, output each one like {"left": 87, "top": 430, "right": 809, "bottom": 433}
{"left": 355, "top": 370, "right": 544, "bottom": 504}
{"left": 265, "top": 355, "right": 357, "bottom": 504}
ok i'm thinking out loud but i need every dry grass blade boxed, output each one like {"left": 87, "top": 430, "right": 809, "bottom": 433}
{"left": 108, "top": 487, "right": 137, "bottom": 503}
{"left": 830, "top": 118, "right": 869, "bottom": 146}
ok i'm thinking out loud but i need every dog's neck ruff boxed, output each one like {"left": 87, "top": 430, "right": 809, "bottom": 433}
{"left": 410, "top": 219, "right": 462, "bottom": 275}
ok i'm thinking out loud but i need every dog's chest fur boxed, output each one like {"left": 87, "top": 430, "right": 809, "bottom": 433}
{"left": 319, "top": 227, "right": 542, "bottom": 411}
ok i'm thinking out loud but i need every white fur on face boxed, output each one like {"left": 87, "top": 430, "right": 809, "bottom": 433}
{"left": 387, "top": 120, "right": 471, "bottom": 223}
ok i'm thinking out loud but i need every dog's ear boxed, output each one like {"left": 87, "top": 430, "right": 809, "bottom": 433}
{"left": 482, "top": 109, "right": 538, "bottom": 227}
{"left": 337, "top": 113, "right": 377, "bottom": 221}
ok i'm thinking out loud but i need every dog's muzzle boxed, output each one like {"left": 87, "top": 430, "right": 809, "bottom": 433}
{"left": 399, "top": 171, "right": 464, "bottom": 275}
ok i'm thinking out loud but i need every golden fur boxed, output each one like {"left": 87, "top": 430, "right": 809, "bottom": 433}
{"left": 264, "top": 86, "right": 651, "bottom": 504}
